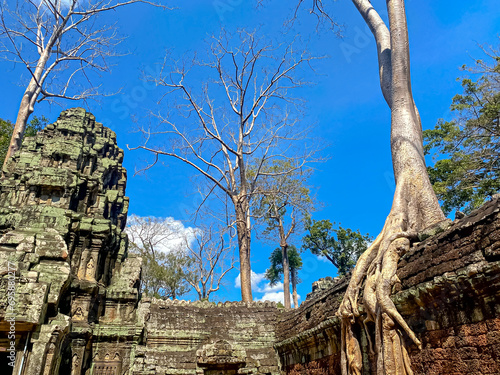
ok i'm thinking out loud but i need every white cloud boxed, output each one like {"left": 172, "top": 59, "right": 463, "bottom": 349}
{"left": 234, "top": 270, "right": 284, "bottom": 293}
{"left": 234, "top": 271, "right": 283, "bottom": 293}
{"left": 234, "top": 270, "right": 266, "bottom": 291}
{"left": 261, "top": 281, "right": 283, "bottom": 293}
{"left": 126, "top": 215, "right": 200, "bottom": 254}
{"left": 316, "top": 254, "right": 331, "bottom": 263}
{"left": 234, "top": 271, "right": 301, "bottom": 306}
{"left": 259, "top": 291, "right": 301, "bottom": 307}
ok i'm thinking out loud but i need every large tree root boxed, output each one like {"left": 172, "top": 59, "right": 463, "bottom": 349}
{"left": 334, "top": 1, "right": 448, "bottom": 372}
{"left": 337, "top": 181, "right": 444, "bottom": 375}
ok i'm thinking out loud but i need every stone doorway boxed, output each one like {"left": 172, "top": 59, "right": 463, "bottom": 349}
{"left": 196, "top": 340, "right": 246, "bottom": 375}
{"left": 203, "top": 366, "right": 239, "bottom": 375}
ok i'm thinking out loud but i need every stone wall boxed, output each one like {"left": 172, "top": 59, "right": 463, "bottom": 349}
{"left": 0, "top": 108, "right": 283, "bottom": 375}
{"left": 274, "top": 198, "right": 500, "bottom": 375}
{"left": 130, "top": 299, "right": 281, "bottom": 375}
{"left": 1, "top": 108, "right": 499, "bottom": 375}
{"left": 0, "top": 108, "right": 139, "bottom": 375}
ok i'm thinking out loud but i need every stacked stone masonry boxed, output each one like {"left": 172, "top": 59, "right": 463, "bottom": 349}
{"left": 0, "top": 108, "right": 135, "bottom": 375}
{"left": 0, "top": 108, "right": 499, "bottom": 375}
{"left": 275, "top": 198, "right": 500, "bottom": 375}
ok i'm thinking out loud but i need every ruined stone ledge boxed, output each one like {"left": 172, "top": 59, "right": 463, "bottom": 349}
{"left": 274, "top": 316, "right": 339, "bottom": 350}
{"left": 275, "top": 198, "right": 500, "bottom": 374}
{"left": 146, "top": 297, "right": 278, "bottom": 309}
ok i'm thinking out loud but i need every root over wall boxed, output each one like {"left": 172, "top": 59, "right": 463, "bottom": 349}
{"left": 275, "top": 197, "right": 500, "bottom": 375}
{"left": 1, "top": 109, "right": 499, "bottom": 375}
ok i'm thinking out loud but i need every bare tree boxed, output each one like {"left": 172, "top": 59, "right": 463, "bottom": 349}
{"left": 130, "top": 30, "right": 322, "bottom": 301}
{"left": 183, "top": 224, "right": 235, "bottom": 301}
{"left": 0, "top": 0, "right": 167, "bottom": 167}
{"left": 254, "top": 161, "right": 315, "bottom": 308}
{"left": 291, "top": 1, "right": 447, "bottom": 374}
{"left": 126, "top": 214, "right": 196, "bottom": 298}
{"left": 126, "top": 214, "right": 186, "bottom": 258}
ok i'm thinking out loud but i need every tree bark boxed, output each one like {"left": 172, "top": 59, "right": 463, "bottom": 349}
{"left": 3, "top": 33, "right": 56, "bottom": 169}
{"left": 234, "top": 195, "right": 253, "bottom": 302}
{"left": 281, "top": 244, "right": 291, "bottom": 309}
{"left": 275, "top": 205, "right": 292, "bottom": 309}
{"left": 352, "top": 0, "right": 392, "bottom": 107}
{"left": 5, "top": 89, "right": 34, "bottom": 167}
{"left": 386, "top": 0, "right": 444, "bottom": 228}
{"left": 337, "top": 1, "right": 446, "bottom": 374}
{"left": 291, "top": 269, "right": 298, "bottom": 308}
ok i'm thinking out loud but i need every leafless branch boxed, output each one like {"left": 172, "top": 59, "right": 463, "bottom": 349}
{"left": 182, "top": 222, "right": 236, "bottom": 301}
{"left": 0, "top": 0, "right": 171, "bottom": 164}
{"left": 131, "top": 28, "right": 325, "bottom": 301}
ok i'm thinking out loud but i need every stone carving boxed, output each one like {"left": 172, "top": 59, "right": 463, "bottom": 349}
{"left": 93, "top": 352, "right": 122, "bottom": 375}
{"left": 0, "top": 108, "right": 499, "bottom": 375}
{"left": 196, "top": 340, "right": 246, "bottom": 370}
{"left": 71, "top": 354, "right": 79, "bottom": 375}
{"left": 85, "top": 257, "right": 95, "bottom": 280}
{"left": 0, "top": 108, "right": 134, "bottom": 375}
{"left": 72, "top": 306, "right": 85, "bottom": 321}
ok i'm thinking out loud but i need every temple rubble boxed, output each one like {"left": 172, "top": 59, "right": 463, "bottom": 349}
{"left": 0, "top": 108, "right": 499, "bottom": 375}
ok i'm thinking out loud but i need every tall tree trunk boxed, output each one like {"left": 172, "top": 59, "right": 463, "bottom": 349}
{"left": 194, "top": 284, "right": 202, "bottom": 300}
{"left": 280, "top": 244, "right": 291, "bottom": 309}
{"left": 3, "top": 82, "right": 36, "bottom": 169}
{"left": 275, "top": 207, "right": 291, "bottom": 308}
{"left": 4, "top": 43, "right": 54, "bottom": 169}
{"left": 338, "top": 1, "right": 446, "bottom": 374}
{"left": 12, "top": 93, "right": 33, "bottom": 146}
{"left": 291, "top": 269, "right": 298, "bottom": 309}
{"left": 234, "top": 195, "right": 253, "bottom": 302}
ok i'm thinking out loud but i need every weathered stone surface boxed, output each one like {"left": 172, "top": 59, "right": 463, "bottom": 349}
{"left": 125, "top": 297, "right": 281, "bottom": 375}
{"left": 0, "top": 108, "right": 135, "bottom": 375}
{"left": 275, "top": 197, "right": 500, "bottom": 375}
{"left": 1, "top": 107, "right": 499, "bottom": 375}
{"left": 0, "top": 108, "right": 281, "bottom": 375}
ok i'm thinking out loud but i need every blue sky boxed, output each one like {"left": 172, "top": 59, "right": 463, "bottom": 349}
{"left": 1, "top": 0, "right": 499, "bottom": 303}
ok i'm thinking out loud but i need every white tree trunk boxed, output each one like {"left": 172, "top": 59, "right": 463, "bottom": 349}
{"left": 234, "top": 195, "right": 253, "bottom": 302}
{"left": 338, "top": 1, "right": 446, "bottom": 374}
{"left": 281, "top": 244, "right": 291, "bottom": 309}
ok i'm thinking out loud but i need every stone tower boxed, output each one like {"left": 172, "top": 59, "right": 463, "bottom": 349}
{"left": 0, "top": 108, "right": 141, "bottom": 375}
{"left": 3, "top": 108, "right": 498, "bottom": 375}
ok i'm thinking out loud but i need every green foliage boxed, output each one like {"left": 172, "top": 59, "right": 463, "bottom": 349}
{"left": 302, "top": 219, "right": 371, "bottom": 276}
{"left": 424, "top": 47, "right": 500, "bottom": 214}
{"left": 265, "top": 245, "right": 303, "bottom": 286}
{"left": 0, "top": 116, "right": 47, "bottom": 163}
{"left": 253, "top": 160, "right": 315, "bottom": 241}
{"left": 126, "top": 215, "right": 195, "bottom": 299}
{"left": 139, "top": 250, "right": 193, "bottom": 300}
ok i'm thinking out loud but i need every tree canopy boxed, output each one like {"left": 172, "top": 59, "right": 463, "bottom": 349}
{"left": 265, "top": 244, "right": 302, "bottom": 308}
{"left": 126, "top": 215, "right": 195, "bottom": 299}
{"left": 265, "top": 245, "right": 303, "bottom": 286}
{"left": 0, "top": 116, "right": 46, "bottom": 163}
{"left": 0, "top": 0, "right": 167, "bottom": 166}
{"left": 424, "top": 46, "right": 500, "bottom": 214}
{"left": 254, "top": 161, "right": 316, "bottom": 308}
{"left": 131, "top": 29, "right": 322, "bottom": 302}
{"left": 138, "top": 250, "right": 193, "bottom": 300}
{"left": 302, "top": 219, "right": 371, "bottom": 276}
{"left": 183, "top": 224, "right": 235, "bottom": 301}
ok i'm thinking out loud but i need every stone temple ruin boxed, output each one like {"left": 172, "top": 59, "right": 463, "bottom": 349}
{"left": 0, "top": 108, "right": 499, "bottom": 375}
